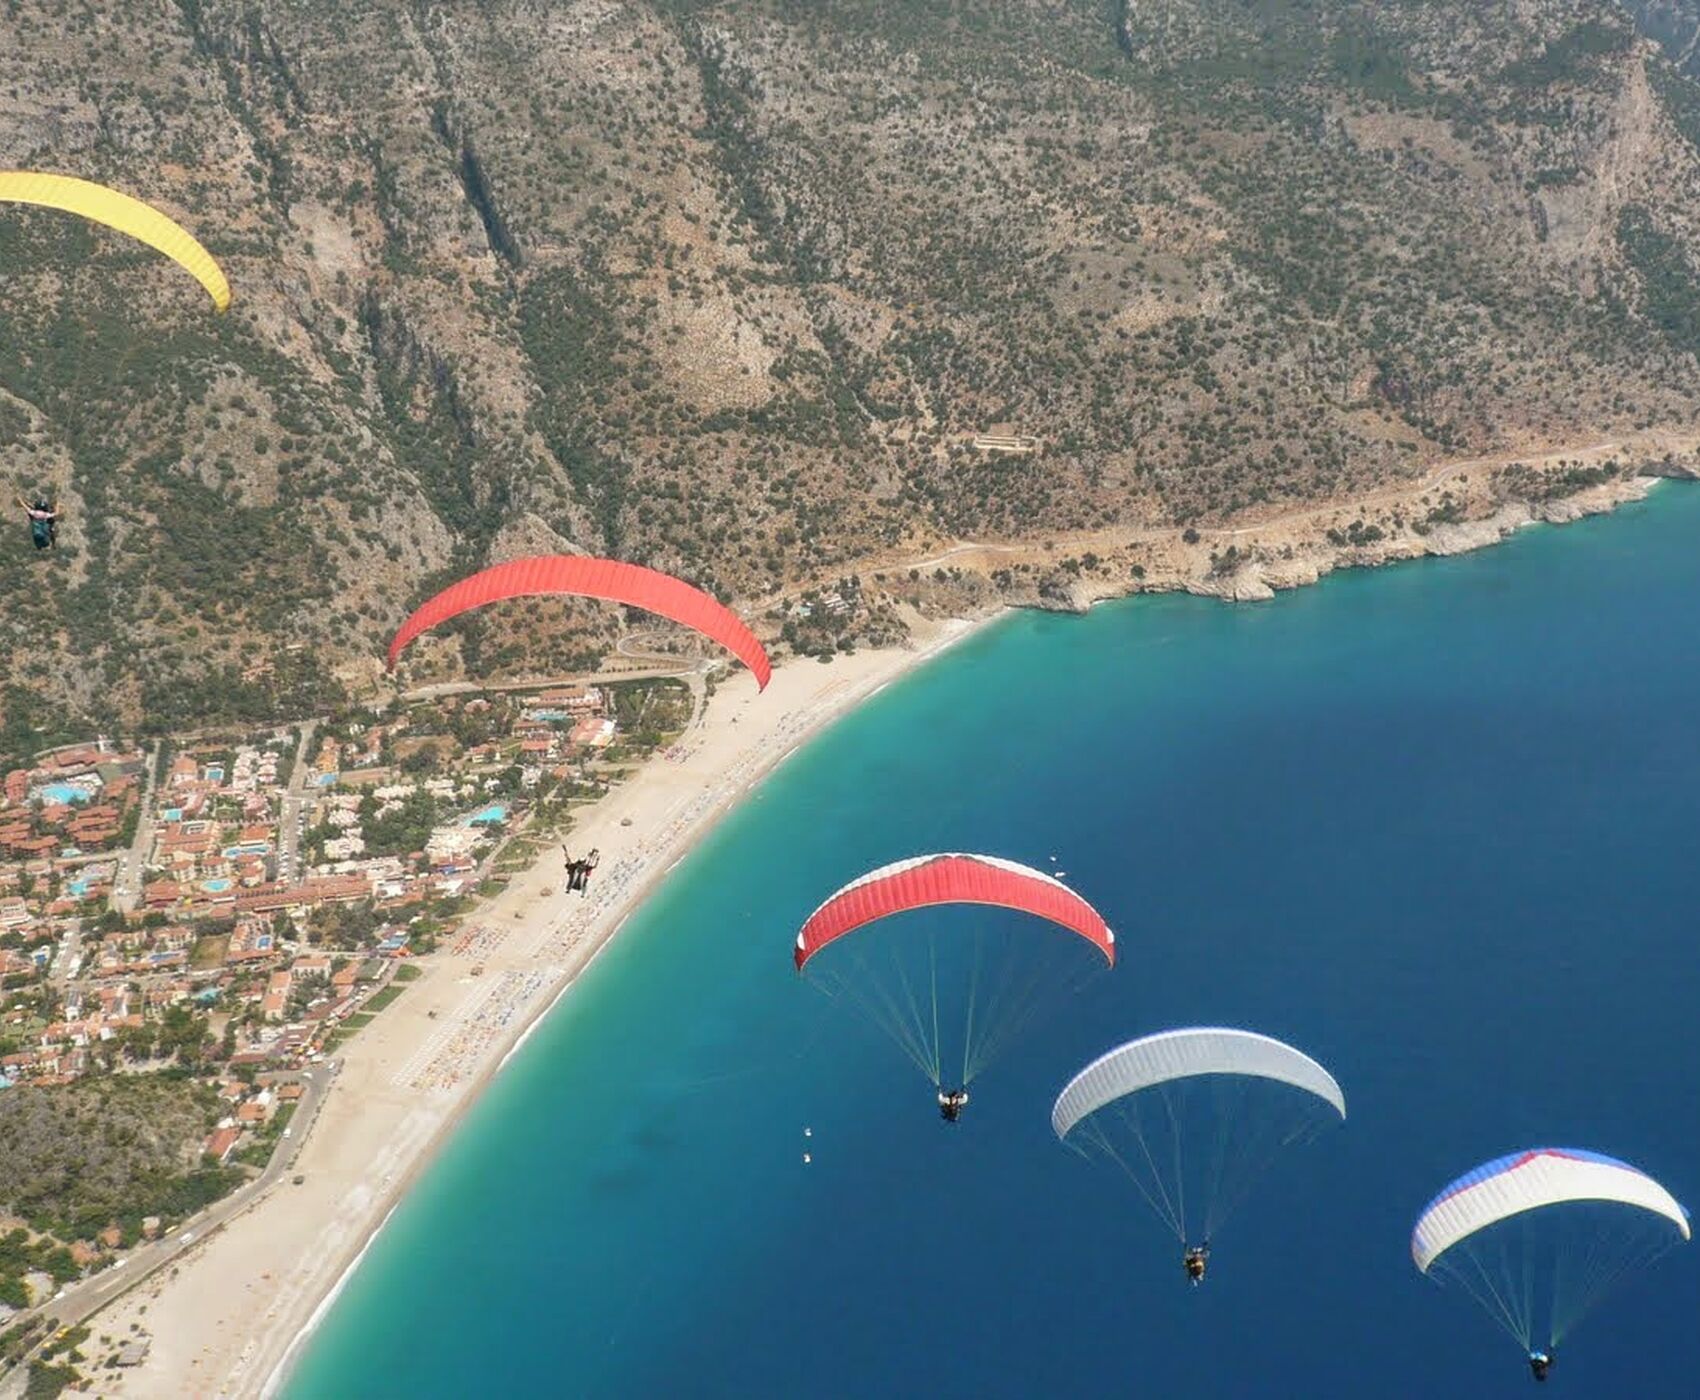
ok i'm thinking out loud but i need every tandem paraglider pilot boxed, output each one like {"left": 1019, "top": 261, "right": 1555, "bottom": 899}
{"left": 1528, "top": 1351, "right": 1552, "bottom": 1383}
{"left": 1184, "top": 1242, "right": 1210, "bottom": 1285}
{"left": 18, "top": 495, "right": 58, "bottom": 550}
{"left": 562, "top": 847, "right": 600, "bottom": 894}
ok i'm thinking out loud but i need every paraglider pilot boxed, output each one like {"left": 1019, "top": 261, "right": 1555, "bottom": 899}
{"left": 1528, "top": 1351, "right": 1552, "bottom": 1383}
{"left": 1184, "top": 1242, "right": 1210, "bottom": 1285}
{"left": 17, "top": 494, "right": 57, "bottom": 550}
{"left": 937, "top": 1088, "right": 969, "bottom": 1123}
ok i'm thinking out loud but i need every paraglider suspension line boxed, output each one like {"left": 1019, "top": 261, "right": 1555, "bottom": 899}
{"left": 1164, "top": 1087, "right": 1189, "bottom": 1242}
{"left": 1070, "top": 1122, "right": 1184, "bottom": 1243}
{"left": 1102, "top": 1103, "right": 1187, "bottom": 1241}
{"left": 928, "top": 936, "right": 943, "bottom": 1089}
{"left": 1442, "top": 1240, "right": 1533, "bottom": 1350}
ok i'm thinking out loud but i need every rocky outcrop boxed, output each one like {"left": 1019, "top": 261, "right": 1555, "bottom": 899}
{"left": 1644, "top": 455, "right": 1700, "bottom": 480}
{"left": 1186, "top": 572, "right": 1276, "bottom": 603}
{"left": 1010, "top": 468, "right": 1678, "bottom": 627}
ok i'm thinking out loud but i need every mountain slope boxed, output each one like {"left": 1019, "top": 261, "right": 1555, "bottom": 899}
{"left": 3, "top": 0, "right": 1699, "bottom": 736}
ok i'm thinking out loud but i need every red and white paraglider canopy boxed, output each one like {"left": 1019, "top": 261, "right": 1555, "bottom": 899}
{"left": 794, "top": 853, "right": 1115, "bottom": 971}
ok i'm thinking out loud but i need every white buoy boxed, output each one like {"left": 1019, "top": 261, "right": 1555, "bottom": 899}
{"left": 803, "top": 1153, "right": 812, "bottom": 1164}
{"left": 804, "top": 1127, "right": 812, "bottom": 1138}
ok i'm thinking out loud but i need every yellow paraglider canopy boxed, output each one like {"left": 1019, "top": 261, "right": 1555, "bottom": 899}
{"left": 0, "top": 171, "right": 230, "bottom": 312}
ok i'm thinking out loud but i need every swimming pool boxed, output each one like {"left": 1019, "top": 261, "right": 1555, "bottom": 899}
{"left": 202, "top": 878, "right": 234, "bottom": 893}
{"left": 40, "top": 782, "right": 93, "bottom": 805}
{"left": 462, "top": 804, "right": 508, "bottom": 827}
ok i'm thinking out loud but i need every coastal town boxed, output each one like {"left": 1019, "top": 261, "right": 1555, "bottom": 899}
{"left": 0, "top": 678, "right": 692, "bottom": 1388}
{"left": 0, "top": 625, "right": 941, "bottom": 1400}
{"left": 11, "top": 0, "right": 1700, "bottom": 1387}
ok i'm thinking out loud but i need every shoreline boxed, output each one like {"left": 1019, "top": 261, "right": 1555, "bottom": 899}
{"left": 94, "top": 613, "right": 993, "bottom": 1400}
{"left": 80, "top": 438, "right": 1696, "bottom": 1399}
{"left": 261, "top": 614, "right": 992, "bottom": 1396}
{"left": 816, "top": 431, "right": 1699, "bottom": 619}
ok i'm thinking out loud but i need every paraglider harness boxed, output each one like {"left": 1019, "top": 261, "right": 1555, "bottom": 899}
{"left": 1528, "top": 1351, "right": 1552, "bottom": 1383}
{"left": 1184, "top": 1242, "right": 1210, "bottom": 1285}
{"left": 937, "top": 1088, "right": 969, "bottom": 1123}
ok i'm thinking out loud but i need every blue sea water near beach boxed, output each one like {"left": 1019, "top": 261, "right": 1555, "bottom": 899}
{"left": 290, "top": 488, "right": 1700, "bottom": 1398}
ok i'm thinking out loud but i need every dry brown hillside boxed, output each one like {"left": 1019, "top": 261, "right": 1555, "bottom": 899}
{"left": 3, "top": 0, "right": 1700, "bottom": 746}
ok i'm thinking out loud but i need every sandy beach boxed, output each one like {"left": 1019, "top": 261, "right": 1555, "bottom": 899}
{"left": 84, "top": 616, "right": 983, "bottom": 1400}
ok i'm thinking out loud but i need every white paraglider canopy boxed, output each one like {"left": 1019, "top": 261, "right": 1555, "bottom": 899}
{"left": 1051, "top": 1027, "right": 1346, "bottom": 1250}
{"left": 1052, "top": 1027, "right": 1347, "bottom": 1140}
{"left": 1412, "top": 1147, "right": 1690, "bottom": 1356}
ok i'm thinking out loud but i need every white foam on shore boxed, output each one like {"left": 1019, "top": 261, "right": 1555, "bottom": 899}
{"left": 261, "top": 1197, "right": 402, "bottom": 1399}
{"left": 498, "top": 970, "right": 580, "bottom": 1073}
{"left": 500, "top": 876, "right": 659, "bottom": 1078}
{"left": 275, "top": 868, "right": 666, "bottom": 1390}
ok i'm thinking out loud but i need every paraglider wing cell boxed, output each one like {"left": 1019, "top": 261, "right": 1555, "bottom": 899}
{"left": 386, "top": 555, "right": 771, "bottom": 688}
{"left": 1411, "top": 1148, "right": 1690, "bottom": 1275}
{"left": 793, "top": 853, "right": 1115, "bottom": 972}
{"left": 0, "top": 171, "right": 230, "bottom": 311}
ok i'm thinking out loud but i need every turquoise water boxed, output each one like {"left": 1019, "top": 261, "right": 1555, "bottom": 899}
{"left": 202, "top": 877, "right": 234, "bottom": 893}
{"left": 39, "top": 782, "right": 90, "bottom": 805}
{"left": 463, "top": 804, "right": 508, "bottom": 827}
{"left": 290, "top": 489, "right": 1700, "bottom": 1398}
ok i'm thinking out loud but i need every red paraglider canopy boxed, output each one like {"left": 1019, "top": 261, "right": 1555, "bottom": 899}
{"left": 794, "top": 853, "right": 1115, "bottom": 971}
{"left": 387, "top": 555, "right": 772, "bottom": 689}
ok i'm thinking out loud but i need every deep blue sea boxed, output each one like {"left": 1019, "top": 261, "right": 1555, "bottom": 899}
{"left": 289, "top": 488, "right": 1700, "bottom": 1399}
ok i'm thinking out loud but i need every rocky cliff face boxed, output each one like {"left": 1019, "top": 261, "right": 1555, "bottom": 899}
{"left": 3, "top": 0, "right": 1700, "bottom": 738}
